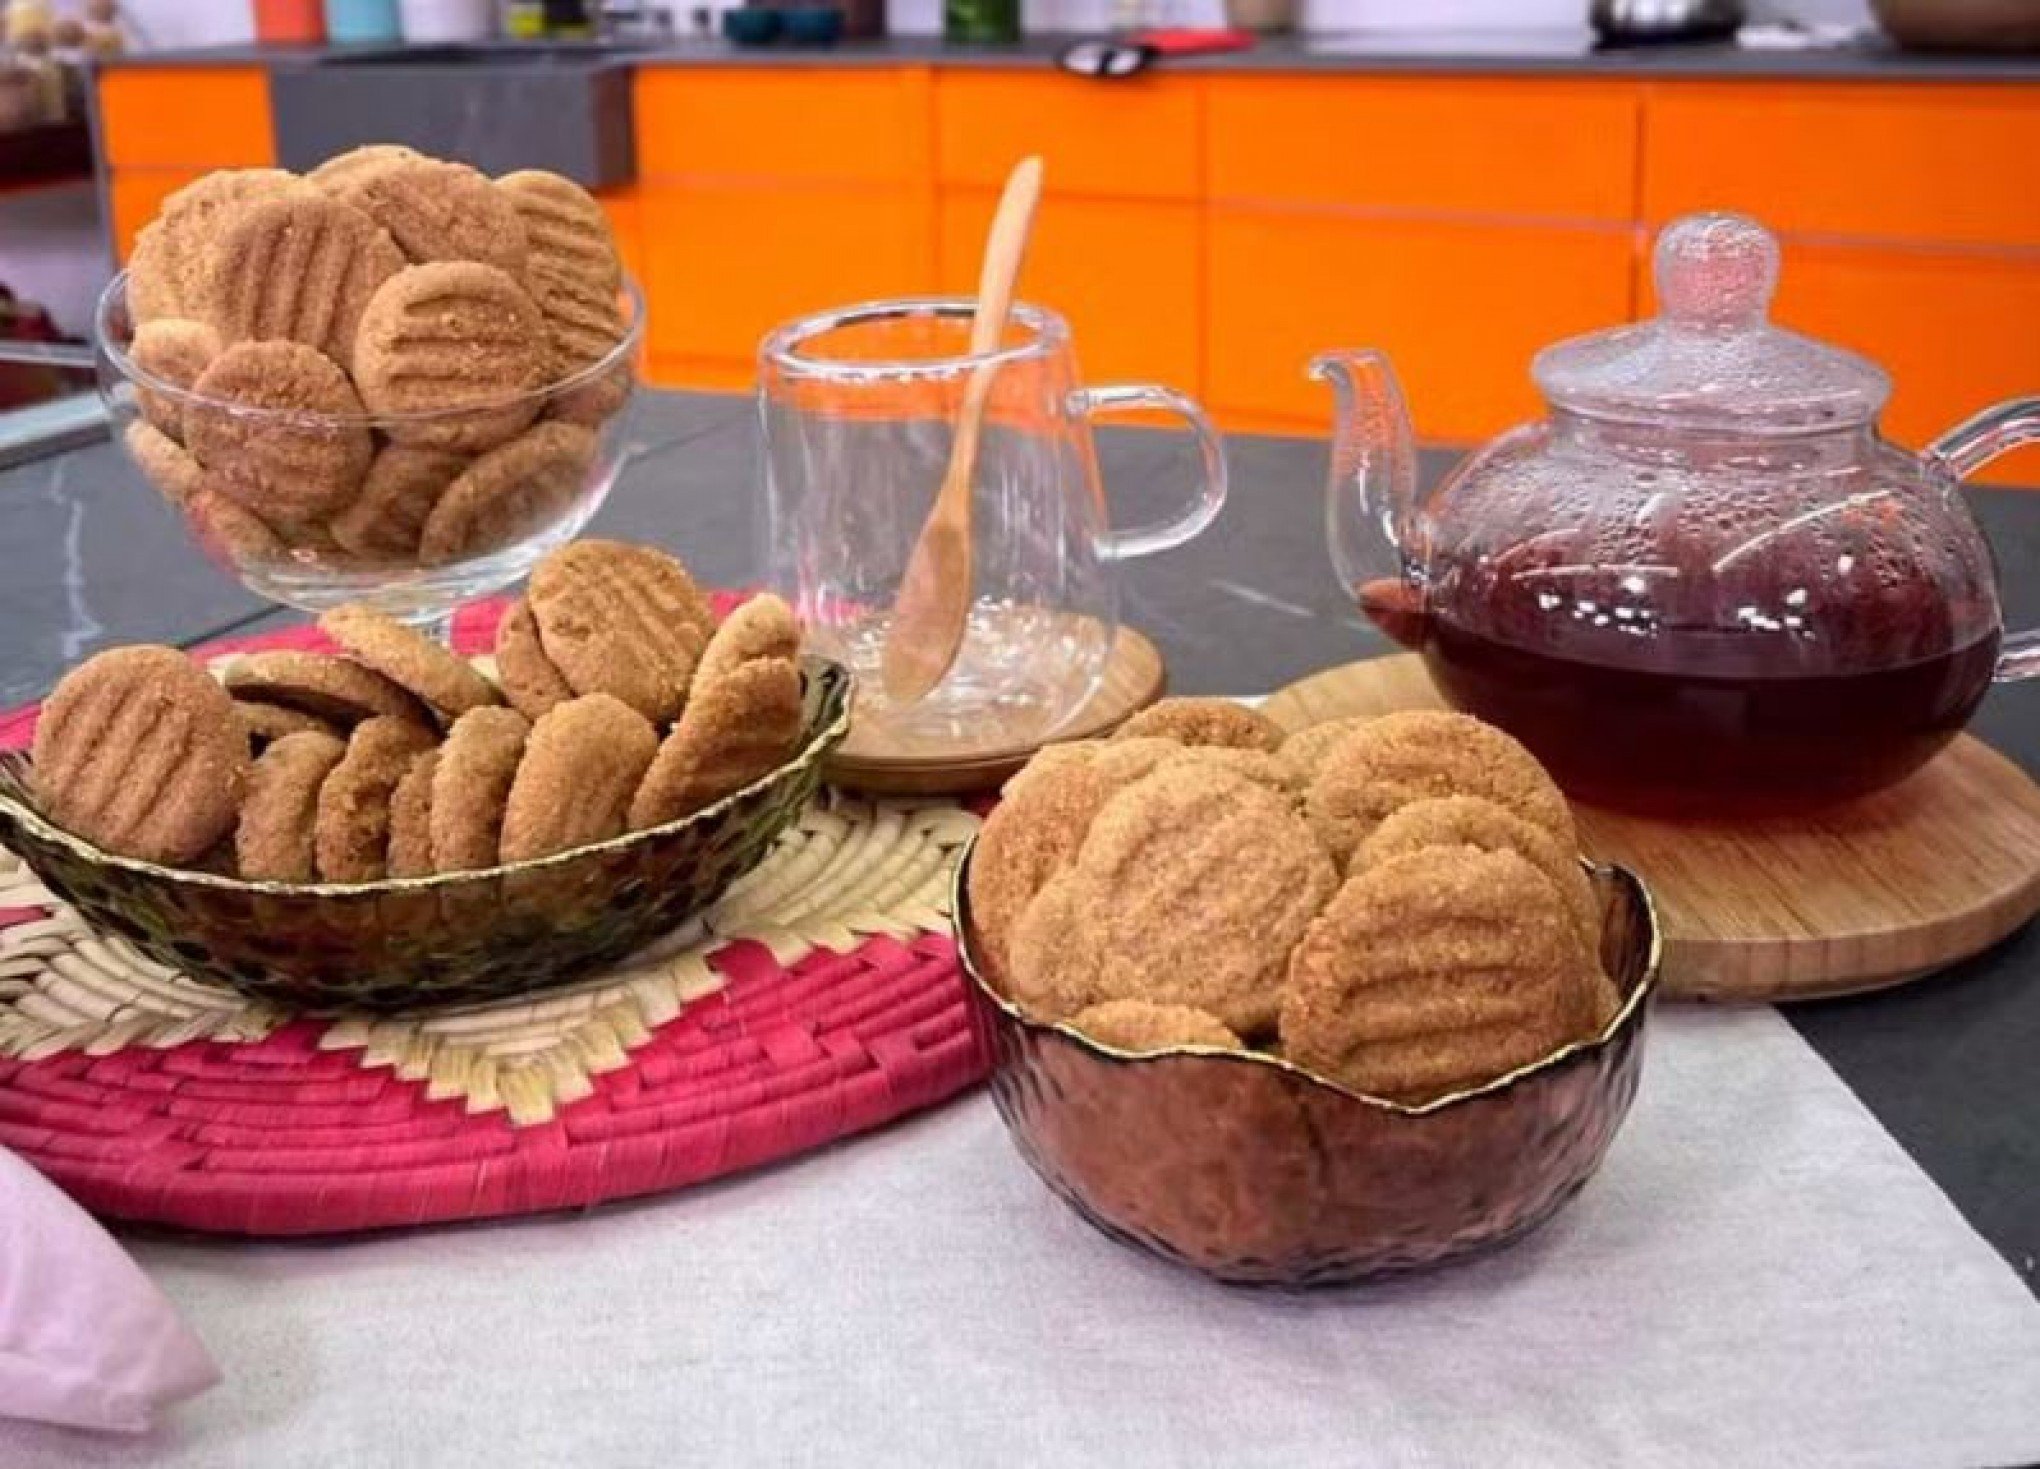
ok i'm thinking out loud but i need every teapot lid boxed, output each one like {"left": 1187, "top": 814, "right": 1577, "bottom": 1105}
{"left": 1532, "top": 212, "right": 1890, "bottom": 434}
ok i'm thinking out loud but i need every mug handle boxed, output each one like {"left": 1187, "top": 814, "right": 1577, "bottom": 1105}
{"left": 1927, "top": 396, "right": 2040, "bottom": 682}
{"left": 1074, "top": 384, "right": 1229, "bottom": 561}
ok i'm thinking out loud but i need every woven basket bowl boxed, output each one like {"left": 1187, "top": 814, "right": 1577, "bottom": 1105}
{"left": 955, "top": 843, "right": 1661, "bottom": 1287}
{"left": 0, "top": 659, "right": 851, "bottom": 1012}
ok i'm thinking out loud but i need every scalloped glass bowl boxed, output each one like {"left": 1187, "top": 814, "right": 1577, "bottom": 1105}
{"left": 94, "top": 271, "right": 645, "bottom": 632}
{"left": 954, "top": 843, "right": 1662, "bottom": 1287}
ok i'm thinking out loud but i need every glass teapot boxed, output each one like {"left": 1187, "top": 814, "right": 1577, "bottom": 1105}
{"left": 1314, "top": 212, "right": 2040, "bottom": 815}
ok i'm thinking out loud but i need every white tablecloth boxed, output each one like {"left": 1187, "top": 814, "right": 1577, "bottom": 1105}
{"left": 4, "top": 1005, "right": 2039, "bottom": 1469}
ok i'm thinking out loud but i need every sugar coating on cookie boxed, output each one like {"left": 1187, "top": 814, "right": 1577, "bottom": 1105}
{"left": 528, "top": 538, "right": 714, "bottom": 724}
{"left": 353, "top": 262, "right": 548, "bottom": 452}
{"left": 32, "top": 645, "right": 251, "bottom": 866}
{"left": 495, "top": 169, "right": 624, "bottom": 380}
{"left": 236, "top": 730, "right": 347, "bottom": 882}
{"left": 1115, "top": 698, "right": 1285, "bottom": 753}
{"left": 499, "top": 693, "right": 658, "bottom": 863}
{"left": 1277, "top": 716, "right": 1376, "bottom": 783}
{"left": 185, "top": 340, "right": 373, "bottom": 526}
{"left": 628, "top": 657, "right": 803, "bottom": 830}
{"left": 197, "top": 193, "right": 405, "bottom": 373}
{"left": 1069, "top": 999, "right": 1244, "bottom": 1053}
{"left": 332, "top": 156, "right": 530, "bottom": 281}
{"left": 693, "top": 593, "right": 799, "bottom": 690}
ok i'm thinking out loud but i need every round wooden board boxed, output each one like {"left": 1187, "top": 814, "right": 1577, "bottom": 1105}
{"left": 825, "top": 626, "right": 1166, "bottom": 797}
{"left": 1264, "top": 654, "right": 2040, "bottom": 1003}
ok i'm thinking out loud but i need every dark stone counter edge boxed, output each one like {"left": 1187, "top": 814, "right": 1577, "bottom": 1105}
{"left": 91, "top": 33, "right": 2040, "bottom": 82}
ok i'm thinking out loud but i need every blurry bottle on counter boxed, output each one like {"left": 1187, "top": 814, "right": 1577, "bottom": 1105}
{"left": 256, "top": 0, "right": 328, "bottom": 43}
{"left": 944, "top": 0, "right": 1018, "bottom": 43}
{"left": 502, "top": 0, "right": 544, "bottom": 34}
{"left": 401, "top": 0, "right": 495, "bottom": 40}
{"left": 325, "top": 0, "right": 402, "bottom": 42}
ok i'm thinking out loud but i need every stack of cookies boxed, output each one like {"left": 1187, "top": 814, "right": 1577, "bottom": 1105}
{"left": 28, "top": 541, "right": 808, "bottom": 886}
{"left": 117, "top": 144, "right": 631, "bottom": 573}
{"left": 968, "top": 699, "right": 1621, "bottom": 1106}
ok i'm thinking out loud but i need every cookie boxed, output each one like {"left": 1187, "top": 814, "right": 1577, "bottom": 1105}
{"left": 126, "top": 221, "right": 184, "bottom": 323}
{"left": 313, "top": 715, "right": 439, "bottom": 882}
{"left": 694, "top": 593, "right": 800, "bottom": 689}
{"left": 1278, "top": 716, "right": 1375, "bottom": 782}
{"left": 124, "top": 419, "right": 204, "bottom": 508}
{"left": 329, "top": 156, "right": 529, "bottom": 280}
{"left": 1281, "top": 846, "right": 1602, "bottom": 1106}
{"left": 223, "top": 650, "right": 429, "bottom": 727}
{"left": 128, "top": 317, "right": 220, "bottom": 441}
{"left": 493, "top": 598, "right": 575, "bottom": 721}
{"left": 429, "top": 706, "right": 530, "bottom": 873}
{"left": 306, "top": 143, "right": 424, "bottom": 194}
{"left": 235, "top": 698, "right": 342, "bottom": 749}
{"left": 186, "top": 487, "right": 288, "bottom": 567}
{"left": 385, "top": 747, "right": 441, "bottom": 879}
{"left": 495, "top": 169, "right": 623, "bottom": 379}
{"left": 1069, "top": 999, "right": 1244, "bottom": 1053}
{"left": 1304, "top": 710, "right": 1575, "bottom": 870}
{"left": 416, "top": 421, "right": 595, "bottom": 566}
{"left": 185, "top": 340, "right": 373, "bottom": 527}
{"left": 31, "top": 645, "right": 249, "bottom": 866}
{"left": 1114, "top": 698, "right": 1284, "bottom": 753}
{"left": 318, "top": 603, "right": 501, "bottom": 722}
{"left": 499, "top": 693, "right": 657, "bottom": 863}
{"left": 546, "top": 361, "right": 633, "bottom": 430}
{"left": 234, "top": 730, "right": 347, "bottom": 882}
{"left": 627, "top": 657, "right": 804, "bottom": 829}
{"left": 156, "top": 168, "right": 310, "bottom": 305}
{"left": 1006, "top": 765, "right": 1338, "bottom": 1033}
{"left": 353, "top": 262, "right": 549, "bottom": 452}
{"left": 327, "top": 445, "right": 467, "bottom": 562}
{"left": 528, "top": 538, "right": 714, "bottom": 723}
{"left": 196, "top": 192, "right": 405, "bottom": 373}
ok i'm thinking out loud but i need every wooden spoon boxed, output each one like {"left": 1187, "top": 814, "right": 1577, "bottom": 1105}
{"left": 881, "top": 154, "right": 1045, "bottom": 704}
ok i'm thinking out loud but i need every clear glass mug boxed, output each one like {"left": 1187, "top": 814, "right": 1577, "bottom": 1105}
{"left": 758, "top": 298, "right": 1228, "bottom": 752}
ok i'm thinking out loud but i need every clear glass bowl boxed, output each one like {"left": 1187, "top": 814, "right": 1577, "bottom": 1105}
{"left": 95, "top": 271, "right": 644, "bottom": 631}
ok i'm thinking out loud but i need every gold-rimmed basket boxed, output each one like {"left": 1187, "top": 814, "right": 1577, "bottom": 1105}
{"left": 0, "top": 659, "right": 852, "bottom": 1012}
{"left": 954, "top": 841, "right": 1661, "bottom": 1287}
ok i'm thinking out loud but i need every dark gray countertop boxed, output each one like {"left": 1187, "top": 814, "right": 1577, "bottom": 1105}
{"left": 94, "top": 30, "right": 2040, "bottom": 81}
{"left": 1, "top": 388, "right": 2035, "bottom": 1289}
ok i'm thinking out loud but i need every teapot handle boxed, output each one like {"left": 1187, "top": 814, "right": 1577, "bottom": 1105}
{"left": 1077, "top": 384, "right": 1229, "bottom": 561}
{"left": 1928, "top": 397, "right": 2040, "bottom": 683}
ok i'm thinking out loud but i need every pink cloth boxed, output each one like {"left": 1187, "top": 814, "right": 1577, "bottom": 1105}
{"left": 0, "top": 1147, "right": 219, "bottom": 1433}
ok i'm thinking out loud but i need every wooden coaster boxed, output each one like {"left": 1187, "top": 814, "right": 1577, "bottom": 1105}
{"left": 826, "top": 626, "right": 1165, "bottom": 796}
{"left": 1264, "top": 654, "right": 2040, "bottom": 1003}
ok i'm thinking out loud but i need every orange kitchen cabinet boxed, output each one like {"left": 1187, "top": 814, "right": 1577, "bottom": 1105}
{"left": 97, "top": 67, "right": 274, "bottom": 170}
{"left": 635, "top": 67, "right": 933, "bottom": 186}
{"left": 1643, "top": 82, "right": 2040, "bottom": 250}
{"left": 108, "top": 167, "right": 205, "bottom": 260}
{"left": 937, "top": 191, "right": 1200, "bottom": 390}
{"left": 934, "top": 71, "right": 1200, "bottom": 201}
{"left": 640, "top": 181, "right": 935, "bottom": 370}
{"left": 1207, "top": 76, "right": 1640, "bottom": 224}
{"left": 1208, "top": 209, "right": 1635, "bottom": 442}
{"left": 596, "top": 186, "right": 645, "bottom": 288}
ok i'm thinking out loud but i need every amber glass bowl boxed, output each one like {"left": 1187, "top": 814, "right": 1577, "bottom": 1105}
{"left": 954, "top": 844, "right": 1661, "bottom": 1287}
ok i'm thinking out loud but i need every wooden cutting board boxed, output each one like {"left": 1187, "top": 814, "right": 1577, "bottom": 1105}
{"left": 1264, "top": 654, "right": 2040, "bottom": 1003}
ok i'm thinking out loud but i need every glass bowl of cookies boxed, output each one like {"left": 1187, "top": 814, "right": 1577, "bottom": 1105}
{"left": 954, "top": 699, "right": 1661, "bottom": 1287}
{"left": 0, "top": 541, "right": 852, "bottom": 1011}
{"left": 93, "top": 147, "right": 642, "bottom": 633}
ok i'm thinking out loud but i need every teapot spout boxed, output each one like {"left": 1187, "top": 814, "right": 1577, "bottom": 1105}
{"left": 1308, "top": 349, "right": 1425, "bottom": 648}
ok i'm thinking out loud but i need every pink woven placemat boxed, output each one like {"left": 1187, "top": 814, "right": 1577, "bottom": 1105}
{"left": 0, "top": 601, "right": 990, "bottom": 1236}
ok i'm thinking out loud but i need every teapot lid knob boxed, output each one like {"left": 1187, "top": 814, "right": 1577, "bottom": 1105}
{"left": 1655, "top": 212, "right": 1778, "bottom": 330}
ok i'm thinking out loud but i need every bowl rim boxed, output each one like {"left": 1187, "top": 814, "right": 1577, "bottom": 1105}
{"left": 951, "top": 836, "right": 1662, "bottom": 1118}
{"left": 94, "top": 271, "right": 646, "bottom": 431}
{"left": 0, "top": 656, "right": 852, "bottom": 898}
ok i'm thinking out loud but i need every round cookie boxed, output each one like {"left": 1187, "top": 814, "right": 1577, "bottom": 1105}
{"left": 235, "top": 698, "right": 341, "bottom": 750}
{"left": 499, "top": 694, "right": 658, "bottom": 863}
{"left": 185, "top": 340, "right": 373, "bottom": 527}
{"left": 127, "top": 317, "right": 220, "bottom": 441}
{"left": 1304, "top": 710, "right": 1575, "bottom": 870}
{"left": 353, "top": 261, "right": 548, "bottom": 453}
{"left": 1114, "top": 697, "right": 1285, "bottom": 753}
{"left": 1006, "top": 764, "right": 1338, "bottom": 1033}
{"left": 223, "top": 650, "right": 428, "bottom": 727}
{"left": 318, "top": 603, "right": 501, "bottom": 722}
{"left": 330, "top": 156, "right": 529, "bottom": 280}
{"left": 429, "top": 706, "right": 530, "bottom": 873}
{"left": 416, "top": 421, "right": 595, "bottom": 566}
{"left": 385, "top": 747, "right": 441, "bottom": 879}
{"left": 156, "top": 168, "right": 310, "bottom": 306}
{"left": 126, "top": 221, "right": 184, "bottom": 323}
{"left": 1069, "top": 999, "right": 1243, "bottom": 1054}
{"left": 31, "top": 645, "right": 250, "bottom": 866}
{"left": 197, "top": 192, "right": 405, "bottom": 373}
{"left": 694, "top": 593, "right": 799, "bottom": 690}
{"left": 306, "top": 143, "right": 424, "bottom": 194}
{"left": 313, "top": 715, "right": 439, "bottom": 882}
{"left": 124, "top": 419, "right": 204, "bottom": 508}
{"left": 1281, "top": 845, "right": 1602, "bottom": 1106}
{"left": 627, "top": 657, "right": 804, "bottom": 830}
{"left": 186, "top": 487, "right": 288, "bottom": 567}
{"left": 528, "top": 538, "right": 714, "bottom": 724}
{"left": 328, "top": 445, "right": 467, "bottom": 562}
{"left": 495, "top": 169, "right": 623, "bottom": 379}
{"left": 235, "top": 730, "right": 347, "bottom": 882}
{"left": 493, "top": 597, "right": 575, "bottom": 720}
{"left": 1278, "top": 716, "right": 1375, "bottom": 783}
